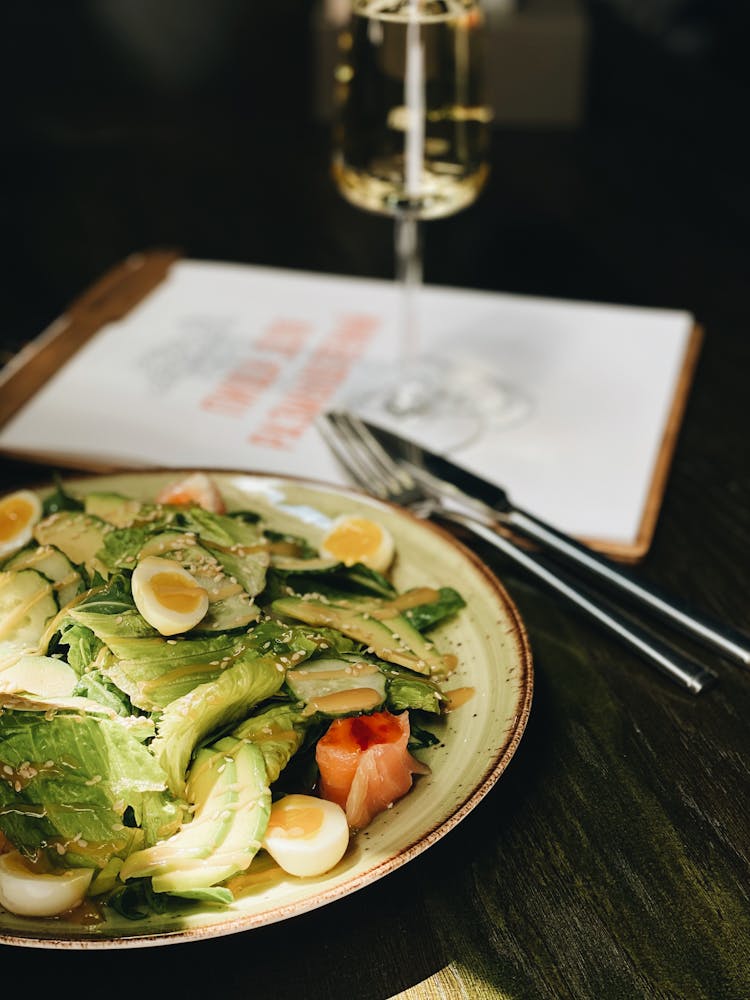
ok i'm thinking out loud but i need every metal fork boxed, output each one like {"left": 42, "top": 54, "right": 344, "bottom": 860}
{"left": 319, "top": 411, "right": 430, "bottom": 508}
{"left": 317, "top": 410, "right": 718, "bottom": 695}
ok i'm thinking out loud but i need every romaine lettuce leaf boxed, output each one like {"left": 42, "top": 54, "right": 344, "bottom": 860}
{"left": 164, "top": 508, "right": 270, "bottom": 596}
{"left": 261, "top": 560, "right": 396, "bottom": 604}
{"left": 207, "top": 546, "right": 268, "bottom": 599}
{"left": 137, "top": 531, "right": 264, "bottom": 608}
{"left": 152, "top": 659, "right": 283, "bottom": 798}
{"left": 58, "top": 622, "right": 109, "bottom": 675}
{"left": 63, "top": 574, "right": 157, "bottom": 641}
{"left": 386, "top": 673, "right": 445, "bottom": 714}
{"left": 403, "top": 586, "right": 466, "bottom": 631}
{"left": 231, "top": 703, "right": 310, "bottom": 783}
{"left": 175, "top": 507, "right": 265, "bottom": 549}
{"left": 139, "top": 790, "right": 184, "bottom": 848}
{"left": 0, "top": 703, "right": 171, "bottom": 870}
{"left": 97, "top": 525, "right": 163, "bottom": 573}
{"left": 100, "top": 632, "right": 260, "bottom": 711}
{"left": 73, "top": 670, "right": 136, "bottom": 717}
{"left": 263, "top": 528, "right": 317, "bottom": 560}
{"left": 41, "top": 479, "right": 85, "bottom": 517}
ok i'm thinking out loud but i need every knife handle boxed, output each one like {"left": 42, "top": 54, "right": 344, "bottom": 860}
{"left": 438, "top": 511, "right": 717, "bottom": 694}
{"left": 505, "top": 509, "right": 750, "bottom": 669}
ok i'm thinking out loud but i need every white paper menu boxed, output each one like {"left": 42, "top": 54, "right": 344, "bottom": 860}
{"left": 0, "top": 259, "right": 698, "bottom": 556}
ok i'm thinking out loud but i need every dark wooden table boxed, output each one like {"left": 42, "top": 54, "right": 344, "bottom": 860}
{"left": 2, "top": 4, "right": 750, "bottom": 997}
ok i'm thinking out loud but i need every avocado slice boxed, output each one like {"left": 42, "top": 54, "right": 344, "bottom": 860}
{"left": 4, "top": 544, "right": 83, "bottom": 609}
{"left": 0, "top": 653, "right": 78, "bottom": 698}
{"left": 268, "top": 555, "right": 342, "bottom": 573}
{"left": 270, "top": 596, "right": 451, "bottom": 676}
{"left": 0, "top": 569, "right": 59, "bottom": 668}
{"left": 120, "top": 737, "right": 271, "bottom": 896}
{"left": 33, "top": 511, "right": 111, "bottom": 579}
{"left": 84, "top": 492, "right": 159, "bottom": 528}
{"left": 375, "top": 611, "right": 455, "bottom": 680}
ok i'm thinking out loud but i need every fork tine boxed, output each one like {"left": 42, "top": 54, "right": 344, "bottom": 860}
{"left": 333, "top": 412, "right": 414, "bottom": 499}
{"left": 316, "top": 412, "right": 381, "bottom": 495}
{"left": 332, "top": 412, "right": 401, "bottom": 499}
{"left": 318, "top": 410, "right": 421, "bottom": 504}
{"left": 334, "top": 412, "right": 417, "bottom": 493}
{"left": 318, "top": 411, "right": 400, "bottom": 500}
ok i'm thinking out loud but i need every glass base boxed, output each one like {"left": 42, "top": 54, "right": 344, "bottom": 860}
{"left": 344, "top": 356, "right": 532, "bottom": 454}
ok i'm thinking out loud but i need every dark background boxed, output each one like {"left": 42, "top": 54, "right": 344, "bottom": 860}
{"left": 2, "top": 3, "right": 750, "bottom": 996}
{"left": 2, "top": 0, "right": 749, "bottom": 358}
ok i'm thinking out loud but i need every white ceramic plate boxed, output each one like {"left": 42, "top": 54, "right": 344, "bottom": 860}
{"left": 0, "top": 470, "right": 533, "bottom": 949}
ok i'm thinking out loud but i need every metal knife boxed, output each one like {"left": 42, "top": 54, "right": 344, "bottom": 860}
{"left": 360, "top": 418, "right": 750, "bottom": 671}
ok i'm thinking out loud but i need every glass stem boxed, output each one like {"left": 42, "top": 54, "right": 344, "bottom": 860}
{"left": 383, "top": 0, "right": 433, "bottom": 418}
{"left": 395, "top": 211, "right": 422, "bottom": 370}
{"left": 388, "top": 212, "right": 430, "bottom": 416}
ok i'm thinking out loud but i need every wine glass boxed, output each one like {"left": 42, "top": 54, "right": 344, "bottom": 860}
{"left": 331, "top": 0, "right": 528, "bottom": 450}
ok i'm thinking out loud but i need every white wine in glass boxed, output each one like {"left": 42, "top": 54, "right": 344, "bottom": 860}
{"left": 333, "top": 0, "right": 491, "bottom": 218}
{"left": 332, "top": 0, "right": 523, "bottom": 449}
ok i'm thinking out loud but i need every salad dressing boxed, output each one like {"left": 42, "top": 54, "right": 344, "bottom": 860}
{"left": 61, "top": 897, "right": 104, "bottom": 926}
{"left": 225, "top": 855, "right": 283, "bottom": 894}
{"left": 443, "top": 686, "right": 475, "bottom": 711}
{"left": 203, "top": 538, "right": 303, "bottom": 558}
{"left": 370, "top": 587, "right": 441, "bottom": 618}
{"left": 141, "top": 661, "right": 226, "bottom": 696}
{"left": 303, "top": 688, "right": 384, "bottom": 716}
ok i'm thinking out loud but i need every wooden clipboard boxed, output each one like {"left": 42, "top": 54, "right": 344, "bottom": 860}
{"left": 0, "top": 249, "right": 180, "bottom": 468}
{"left": 0, "top": 249, "right": 704, "bottom": 563}
{"left": 583, "top": 321, "right": 703, "bottom": 563}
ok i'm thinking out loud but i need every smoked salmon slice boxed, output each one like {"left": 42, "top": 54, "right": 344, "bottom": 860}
{"left": 315, "top": 710, "right": 430, "bottom": 830}
{"left": 155, "top": 473, "right": 226, "bottom": 513}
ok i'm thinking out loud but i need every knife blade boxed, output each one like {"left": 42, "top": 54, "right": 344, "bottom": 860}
{"left": 359, "top": 417, "right": 750, "bottom": 670}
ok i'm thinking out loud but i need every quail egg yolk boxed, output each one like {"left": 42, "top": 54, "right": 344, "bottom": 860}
{"left": 0, "top": 850, "right": 95, "bottom": 917}
{"left": 0, "top": 490, "right": 42, "bottom": 558}
{"left": 320, "top": 514, "right": 395, "bottom": 573}
{"left": 131, "top": 556, "right": 209, "bottom": 636}
{"left": 262, "top": 794, "right": 349, "bottom": 878}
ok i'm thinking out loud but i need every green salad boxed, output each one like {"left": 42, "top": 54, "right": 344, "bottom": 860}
{"left": 0, "top": 473, "right": 465, "bottom": 921}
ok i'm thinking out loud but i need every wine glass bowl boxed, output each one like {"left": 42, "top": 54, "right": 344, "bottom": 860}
{"left": 332, "top": 0, "right": 491, "bottom": 221}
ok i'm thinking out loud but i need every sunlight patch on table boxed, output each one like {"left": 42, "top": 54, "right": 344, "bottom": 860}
{"left": 390, "top": 961, "right": 514, "bottom": 1000}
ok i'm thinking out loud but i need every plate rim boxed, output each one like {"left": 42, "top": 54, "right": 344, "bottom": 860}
{"left": 0, "top": 467, "right": 534, "bottom": 949}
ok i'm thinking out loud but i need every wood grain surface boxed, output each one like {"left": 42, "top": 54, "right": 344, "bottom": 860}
{"left": 1, "top": 3, "right": 749, "bottom": 997}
